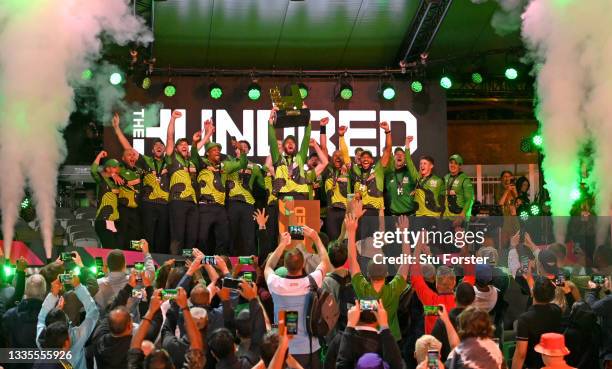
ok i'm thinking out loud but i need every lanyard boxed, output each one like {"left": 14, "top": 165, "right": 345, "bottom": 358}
{"left": 395, "top": 167, "right": 407, "bottom": 188}
{"left": 153, "top": 157, "right": 166, "bottom": 178}
{"left": 416, "top": 174, "right": 431, "bottom": 190}
{"left": 175, "top": 153, "right": 191, "bottom": 170}
{"left": 446, "top": 172, "right": 462, "bottom": 193}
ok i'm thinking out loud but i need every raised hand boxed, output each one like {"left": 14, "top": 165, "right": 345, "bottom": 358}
{"left": 396, "top": 215, "right": 409, "bottom": 231}
{"left": 309, "top": 139, "right": 317, "bottom": 148}
{"left": 279, "top": 232, "right": 292, "bottom": 248}
{"left": 128, "top": 270, "right": 138, "bottom": 288}
{"left": 351, "top": 199, "right": 366, "bottom": 219}
{"left": 16, "top": 257, "right": 28, "bottom": 272}
{"left": 97, "top": 151, "right": 108, "bottom": 159}
{"left": 239, "top": 281, "right": 258, "bottom": 301}
{"left": 204, "top": 119, "right": 215, "bottom": 135}
{"left": 375, "top": 300, "right": 389, "bottom": 327}
{"left": 112, "top": 113, "right": 120, "bottom": 129}
{"left": 192, "top": 130, "right": 203, "bottom": 143}
{"left": 268, "top": 106, "right": 279, "bottom": 124}
{"left": 338, "top": 125, "right": 348, "bottom": 136}
{"left": 344, "top": 214, "right": 358, "bottom": 235}
{"left": 149, "top": 289, "right": 162, "bottom": 313}
{"left": 406, "top": 136, "right": 414, "bottom": 146}
{"left": 72, "top": 252, "right": 84, "bottom": 268}
{"left": 176, "top": 287, "right": 188, "bottom": 309}
{"left": 379, "top": 121, "right": 390, "bottom": 132}
{"left": 252, "top": 208, "right": 269, "bottom": 228}
{"left": 302, "top": 225, "right": 318, "bottom": 240}
{"left": 320, "top": 117, "right": 330, "bottom": 126}
{"left": 347, "top": 300, "right": 361, "bottom": 328}
{"left": 51, "top": 278, "right": 62, "bottom": 297}
{"left": 171, "top": 110, "right": 182, "bottom": 119}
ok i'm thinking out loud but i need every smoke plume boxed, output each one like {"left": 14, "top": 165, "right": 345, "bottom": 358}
{"left": 0, "top": 0, "right": 151, "bottom": 258}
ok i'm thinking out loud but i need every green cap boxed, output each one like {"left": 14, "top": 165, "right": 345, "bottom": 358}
{"left": 104, "top": 159, "right": 120, "bottom": 168}
{"left": 449, "top": 154, "right": 463, "bottom": 165}
{"left": 275, "top": 266, "right": 288, "bottom": 277}
{"left": 205, "top": 142, "right": 222, "bottom": 153}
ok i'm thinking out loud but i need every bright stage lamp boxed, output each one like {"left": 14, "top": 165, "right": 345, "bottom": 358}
{"left": 109, "top": 72, "right": 123, "bottom": 86}
{"left": 411, "top": 81, "right": 423, "bottom": 93}
{"left": 532, "top": 134, "right": 543, "bottom": 147}
{"left": 209, "top": 83, "right": 223, "bottom": 99}
{"left": 471, "top": 72, "right": 483, "bottom": 84}
{"left": 440, "top": 76, "right": 452, "bottom": 89}
{"left": 247, "top": 83, "right": 261, "bottom": 101}
{"left": 164, "top": 83, "right": 177, "bottom": 97}
{"left": 381, "top": 83, "right": 396, "bottom": 100}
{"left": 505, "top": 67, "right": 518, "bottom": 80}
{"left": 339, "top": 83, "right": 353, "bottom": 100}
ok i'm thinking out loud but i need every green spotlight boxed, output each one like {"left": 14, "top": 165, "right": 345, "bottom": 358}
{"left": 411, "top": 81, "right": 423, "bottom": 93}
{"left": 109, "top": 72, "right": 123, "bottom": 86}
{"left": 209, "top": 83, "right": 223, "bottom": 99}
{"left": 530, "top": 204, "right": 541, "bottom": 216}
{"left": 73, "top": 266, "right": 81, "bottom": 276}
{"left": 163, "top": 82, "right": 176, "bottom": 97}
{"left": 505, "top": 67, "right": 518, "bottom": 80}
{"left": 247, "top": 83, "right": 261, "bottom": 101}
{"left": 20, "top": 197, "right": 31, "bottom": 209}
{"left": 3, "top": 265, "right": 14, "bottom": 278}
{"left": 532, "top": 134, "right": 543, "bottom": 147}
{"left": 81, "top": 69, "right": 93, "bottom": 81}
{"left": 440, "top": 76, "right": 452, "bottom": 89}
{"left": 519, "top": 210, "right": 529, "bottom": 221}
{"left": 471, "top": 72, "right": 483, "bottom": 84}
{"left": 570, "top": 188, "right": 581, "bottom": 201}
{"left": 339, "top": 83, "right": 353, "bottom": 100}
{"left": 298, "top": 83, "right": 308, "bottom": 99}
{"left": 381, "top": 83, "right": 396, "bottom": 100}
{"left": 89, "top": 266, "right": 97, "bottom": 274}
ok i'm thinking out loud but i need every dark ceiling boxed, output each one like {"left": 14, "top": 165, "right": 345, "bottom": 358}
{"left": 151, "top": 0, "right": 523, "bottom": 71}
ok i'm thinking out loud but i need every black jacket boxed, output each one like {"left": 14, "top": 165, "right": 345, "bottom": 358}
{"left": 3, "top": 297, "right": 43, "bottom": 348}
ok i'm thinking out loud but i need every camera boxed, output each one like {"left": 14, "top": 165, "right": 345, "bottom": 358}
{"left": 359, "top": 299, "right": 378, "bottom": 312}
{"left": 288, "top": 225, "right": 304, "bottom": 240}
{"left": 423, "top": 305, "right": 440, "bottom": 316}
{"left": 181, "top": 249, "right": 193, "bottom": 259}
{"left": 222, "top": 277, "right": 242, "bottom": 290}
{"left": 238, "top": 256, "right": 253, "bottom": 265}
{"left": 161, "top": 289, "right": 178, "bottom": 300}
{"left": 203, "top": 256, "right": 216, "bottom": 265}
{"left": 285, "top": 311, "right": 299, "bottom": 335}
{"left": 130, "top": 240, "right": 143, "bottom": 251}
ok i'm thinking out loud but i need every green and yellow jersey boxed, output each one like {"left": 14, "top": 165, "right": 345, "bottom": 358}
{"left": 352, "top": 162, "right": 385, "bottom": 210}
{"left": 443, "top": 172, "right": 474, "bottom": 218}
{"left": 264, "top": 173, "right": 277, "bottom": 205}
{"left": 91, "top": 163, "right": 119, "bottom": 221}
{"left": 226, "top": 159, "right": 264, "bottom": 205}
{"left": 325, "top": 166, "right": 351, "bottom": 209}
{"left": 384, "top": 148, "right": 417, "bottom": 215}
{"left": 405, "top": 154, "right": 444, "bottom": 217}
{"left": 118, "top": 164, "right": 144, "bottom": 209}
{"left": 166, "top": 152, "right": 198, "bottom": 203}
{"left": 191, "top": 145, "right": 247, "bottom": 205}
{"left": 268, "top": 122, "right": 312, "bottom": 196}
{"left": 139, "top": 155, "right": 169, "bottom": 204}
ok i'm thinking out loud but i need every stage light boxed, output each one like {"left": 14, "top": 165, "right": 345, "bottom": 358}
{"left": 339, "top": 83, "right": 353, "bottom": 100}
{"left": 505, "top": 67, "right": 518, "bottom": 80}
{"left": 89, "top": 266, "right": 98, "bottom": 274}
{"left": 519, "top": 210, "right": 529, "bottom": 221}
{"left": 471, "top": 72, "right": 483, "bottom": 84}
{"left": 247, "top": 83, "right": 261, "bottom": 101}
{"left": 3, "top": 265, "right": 13, "bottom": 278}
{"left": 298, "top": 83, "right": 309, "bottom": 99}
{"left": 532, "top": 134, "right": 543, "bottom": 147}
{"left": 21, "top": 197, "right": 31, "bottom": 209}
{"left": 209, "top": 83, "right": 223, "bottom": 99}
{"left": 109, "top": 72, "right": 123, "bottom": 86}
{"left": 381, "top": 83, "right": 396, "bottom": 100}
{"left": 570, "top": 188, "right": 580, "bottom": 201}
{"left": 163, "top": 82, "right": 176, "bottom": 97}
{"left": 440, "top": 76, "right": 452, "bottom": 89}
{"left": 411, "top": 81, "right": 423, "bottom": 93}
{"left": 530, "top": 204, "right": 541, "bottom": 216}
{"left": 73, "top": 266, "right": 81, "bottom": 276}
{"left": 520, "top": 137, "right": 532, "bottom": 153}
{"left": 81, "top": 69, "right": 93, "bottom": 81}
{"left": 141, "top": 76, "right": 152, "bottom": 90}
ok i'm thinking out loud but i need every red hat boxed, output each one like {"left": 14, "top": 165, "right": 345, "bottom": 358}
{"left": 535, "top": 333, "right": 570, "bottom": 357}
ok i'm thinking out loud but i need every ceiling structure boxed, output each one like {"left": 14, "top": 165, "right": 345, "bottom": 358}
{"left": 149, "top": 0, "right": 524, "bottom": 72}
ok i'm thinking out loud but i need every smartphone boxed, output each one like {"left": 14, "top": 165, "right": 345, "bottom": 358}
{"left": 592, "top": 275, "right": 605, "bottom": 285}
{"left": 359, "top": 299, "right": 378, "bottom": 312}
{"left": 203, "top": 256, "right": 216, "bottom": 265}
{"left": 60, "top": 252, "right": 74, "bottom": 262}
{"left": 174, "top": 260, "right": 186, "bottom": 268}
{"left": 130, "top": 240, "right": 143, "bottom": 251}
{"left": 423, "top": 305, "right": 440, "bottom": 316}
{"left": 288, "top": 225, "right": 304, "bottom": 240}
{"left": 134, "top": 262, "right": 144, "bottom": 271}
{"left": 161, "top": 289, "right": 178, "bottom": 300}
{"left": 238, "top": 256, "right": 253, "bottom": 265}
{"left": 554, "top": 273, "right": 565, "bottom": 287}
{"left": 243, "top": 272, "right": 253, "bottom": 283}
{"left": 132, "top": 288, "right": 144, "bottom": 299}
{"left": 222, "top": 277, "right": 242, "bottom": 290}
{"left": 285, "top": 311, "right": 299, "bottom": 335}
{"left": 427, "top": 350, "right": 439, "bottom": 369}
{"left": 519, "top": 255, "right": 530, "bottom": 275}
{"left": 59, "top": 273, "right": 73, "bottom": 284}
{"left": 347, "top": 193, "right": 355, "bottom": 202}
{"left": 95, "top": 257, "right": 104, "bottom": 277}
{"left": 182, "top": 249, "right": 193, "bottom": 259}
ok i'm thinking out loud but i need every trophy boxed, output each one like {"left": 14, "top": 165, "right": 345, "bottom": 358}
{"left": 269, "top": 84, "right": 311, "bottom": 128}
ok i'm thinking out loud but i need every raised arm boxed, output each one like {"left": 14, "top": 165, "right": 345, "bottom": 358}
{"left": 111, "top": 112, "right": 136, "bottom": 154}
{"left": 379, "top": 122, "right": 392, "bottom": 168}
{"left": 303, "top": 225, "right": 331, "bottom": 275}
{"left": 264, "top": 232, "right": 292, "bottom": 280}
{"left": 268, "top": 107, "right": 281, "bottom": 164}
{"left": 91, "top": 151, "right": 107, "bottom": 183}
{"left": 165, "top": 110, "right": 182, "bottom": 156}
{"left": 319, "top": 117, "right": 330, "bottom": 158}
{"left": 130, "top": 289, "right": 162, "bottom": 349}
{"left": 404, "top": 136, "right": 419, "bottom": 181}
{"left": 224, "top": 145, "right": 247, "bottom": 174}
{"left": 195, "top": 119, "right": 215, "bottom": 151}
{"left": 345, "top": 214, "right": 361, "bottom": 276}
{"left": 177, "top": 287, "right": 203, "bottom": 351}
{"left": 395, "top": 216, "right": 410, "bottom": 281}
{"left": 310, "top": 139, "right": 329, "bottom": 177}
{"left": 338, "top": 126, "right": 351, "bottom": 165}
{"left": 298, "top": 121, "right": 313, "bottom": 162}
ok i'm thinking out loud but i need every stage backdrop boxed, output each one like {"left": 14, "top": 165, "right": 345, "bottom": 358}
{"left": 105, "top": 77, "right": 448, "bottom": 167}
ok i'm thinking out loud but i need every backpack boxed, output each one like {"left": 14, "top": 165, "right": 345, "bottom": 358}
{"left": 329, "top": 272, "right": 356, "bottom": 331}
{"left": 306, "top": 275, "right": 339, "bottom": 339}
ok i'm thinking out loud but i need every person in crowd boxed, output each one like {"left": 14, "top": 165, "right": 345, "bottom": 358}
{"left": 91, "top": 150, "right": 121, "bottom": 248}
{"left": 128, "top": 288, "right": 205, "bottom": 369}
{"left": 191, "top": 121, "right": 247, "bottom": 255}
{"left": 563, "top": 301, "right": 600, "bottom": 369}
{"left": 431, "top": 282, "right": 475, "bottom": 360}
{"left": 333, "top": 301, "right": 403, "bottom": 369}
{"left": 36, "top": 274, "right": 99, "bottom": 369}
{"left": 264, "top": 226, "right": 332, "bottom": 369}
{"left": 404, "top": 135, "right": 444, "bottom": 219}
{"left": 349, "top": 122, "right": 392, "bottom": 238}
{"left": 94, "top": 243, "right": 155, "bottom": 310}
{"left": 262, "top": 139, "right": 284, "bottom": 249}
{"left": 414, "top": 335, "right": 443, "bottom": 369}
{"left": 496, "top": 170, "right": 517, "bottom": 215}
{"left": 322, "top": 124, "right": 351, "bottom": 241}
{"left": 322, "top": 239, "right": 353, "bottom": 334}
{"left": 515, "top": 176, "right": 531, "bottom": 211}
{"left": 226, "top": 139, "right": 264, "bottom": 256}
{"left": 443, "top": 154, "right": 474, "bottom": 222}
{"left": 347, "top": 214, "right": 409, "bottom": 342}
{"left": 112, "top": 112, "right": 170, "bottom": 254}
{"left": 165, "top": 109, "right": 199, "bottom": 255}
{"left": 0, "top": 257, "right": 26, "bottom": 346}
{"left": 255, "top": 318, "right": 304, "bottom": 369}
{"left": 512, "top": 276, "right": 562, "bottom": 369}
{"left": 586, "top": 277, "right": 612, "bottom": 368}
{"left": 32, "top": 322, "right": 74, "bottom": 369}
{"left": 209, "top": 328, "right": 254, "bottom": 369}
{"left": 385, "top": 141, "right": 417, "bottom": 217}
{"left": 472, "top": 264, "right": 498, "bottom": 313}
{"left": 534, "top": 333, "right": 576, "bottom": 369}
{"left": 3, "top": 272, "right": 44, "bottom": 369}
{"left": 267, "top": 106, "right": 312, "bottom": 200}
{"left": 445, "top": 306, "right": 504, "bottom": 369}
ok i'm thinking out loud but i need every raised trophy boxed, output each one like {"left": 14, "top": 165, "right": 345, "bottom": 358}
{"left": 269, "top": 84, "right": 311, "bottom": 128}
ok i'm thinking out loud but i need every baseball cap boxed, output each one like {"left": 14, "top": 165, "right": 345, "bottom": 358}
{"left": 538, "top": 249, "right": 559, "bottom": 275}
{"left": 205, "top": 142, "right": 222, "bottom": 153}
{"left": 475, "top": 264, "right": 493, "bottom": 285}
{"left": 104, "top": 159, "right": 120, "bottom": 168}
{"left": 477, "top": 246, "right": 498, "bottom": 265}
{"left": 449, "top": 154, "right": 464, "bottom": 165}
{"left": 367, "top": 259, "right": 388, "bottom": 280}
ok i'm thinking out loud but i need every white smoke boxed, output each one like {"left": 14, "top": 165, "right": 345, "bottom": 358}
{"left": 0, "top": 0, "right": 151, "bottom": 258}
{"left": 470, "top": 0, "right": 528, "bottom": 36}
